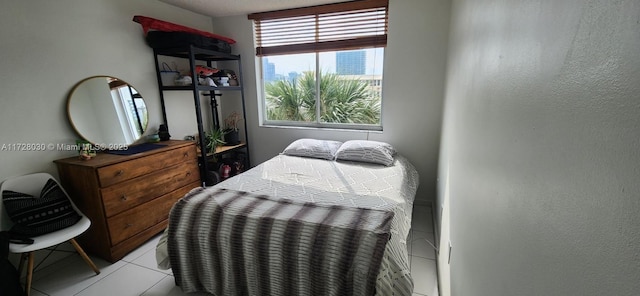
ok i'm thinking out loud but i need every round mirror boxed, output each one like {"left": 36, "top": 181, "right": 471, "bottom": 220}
{"left": 67, "top": 76, "right": 148, "bottom": 146}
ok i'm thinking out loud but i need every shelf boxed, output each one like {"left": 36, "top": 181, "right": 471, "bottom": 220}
{"left": 196, "top": 142, "right": 247, "bottom": 157}
{"left": 154, "top": 46, "right": 239, "bottom": 61}
{"left": 153, "top": 44, "right": 250, "bottom": 186}
{"left": 160, "top": 85, "right": 242, "bottom": 91}
{"left": 213, "top": 142, "right": 247, "bottom": 155}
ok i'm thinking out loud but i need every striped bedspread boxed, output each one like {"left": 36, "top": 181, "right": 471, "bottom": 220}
{"left": 167, "top": 187, "right": 395, "bottom": 296}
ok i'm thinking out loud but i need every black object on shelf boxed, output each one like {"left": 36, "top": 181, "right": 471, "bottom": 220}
{"left": 146, "top": 31, "right": 232, "bottom": 53}
{"left": 158, "top": 124, "right": 171, "bottom": 141}
{"left": 223, "top": 130, "right": 240, "bottom": 145}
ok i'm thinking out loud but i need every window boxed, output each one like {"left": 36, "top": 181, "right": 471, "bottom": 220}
{"left": 249, "top": 0, "right": 388, "bottom": 130}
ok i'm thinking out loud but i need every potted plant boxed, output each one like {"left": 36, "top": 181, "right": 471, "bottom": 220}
{"left": 205, "top": 127, "right": 226, "bottom": 153}
{"left": 222, "top": 112, "right": 242, "bottom": 145}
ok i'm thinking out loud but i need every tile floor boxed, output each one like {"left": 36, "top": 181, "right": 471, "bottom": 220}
{"left": 24, "top": 205, "right": 438, "bottom": 296}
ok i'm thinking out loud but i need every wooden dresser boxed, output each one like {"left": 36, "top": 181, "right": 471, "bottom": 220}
{"left": 54, "top": 140, "right": 201, "bottom": 262}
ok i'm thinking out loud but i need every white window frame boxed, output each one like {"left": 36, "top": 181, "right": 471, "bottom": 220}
{"left": 249, "top": 0, "right": 388, "bottom": 131}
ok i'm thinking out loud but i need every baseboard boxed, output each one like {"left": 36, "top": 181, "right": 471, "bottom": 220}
{"left": 432, "top": 203, "right": 440, "bottom": 253}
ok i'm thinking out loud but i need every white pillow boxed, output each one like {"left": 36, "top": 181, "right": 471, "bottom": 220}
{"left": 282, "top": 138, "right": 343, "bottom": 160}
{"left": 335, "top": 140, "right": 396, "bottom": 166}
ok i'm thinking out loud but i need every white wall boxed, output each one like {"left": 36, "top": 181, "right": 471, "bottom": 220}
{"left": 0, "top": 0, "right": 212, "bottom": 182}
{"left": 210, "top": 0, "right": 451, "bottom": 204}
{"left": 0, "top": 0, "right": 214, "bottom": 267}
{"left": 437, "top": 0, "right": 640, "bottom": 295}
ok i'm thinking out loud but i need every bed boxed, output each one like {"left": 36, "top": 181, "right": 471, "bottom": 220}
{"left": 156, "top": 139, "right": 419, "bottom": 296}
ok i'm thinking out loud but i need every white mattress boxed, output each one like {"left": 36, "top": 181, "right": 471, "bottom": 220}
{"left": 157, "top": 154, "right": 419, "bottom": 295}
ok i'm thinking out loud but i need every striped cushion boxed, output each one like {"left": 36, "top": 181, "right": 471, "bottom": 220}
{"left": 2, "top": 179, "right": 81, "bottom": 237}
{"left": 335, "top": 140, "right": 397, "bottom": 166}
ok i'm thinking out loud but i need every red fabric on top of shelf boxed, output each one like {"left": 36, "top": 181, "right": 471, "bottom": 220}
{"left": 132, "top": 15, "right": 236, "bottom": 44}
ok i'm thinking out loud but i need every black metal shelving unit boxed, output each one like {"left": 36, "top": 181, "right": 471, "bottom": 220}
{"left": 152, "top": 45, "right": 250, "bottom": 185}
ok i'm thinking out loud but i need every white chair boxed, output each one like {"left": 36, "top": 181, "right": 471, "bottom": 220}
{"left": 0, "top": 173, "right": 100, "bottom": 296}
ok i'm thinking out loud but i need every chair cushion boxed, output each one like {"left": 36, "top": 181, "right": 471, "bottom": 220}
{"left": 2, "top": 179, "right": 81, "bottom": 237}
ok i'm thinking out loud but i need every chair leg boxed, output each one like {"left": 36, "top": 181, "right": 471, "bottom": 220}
{"left": 69, "top": 238, "right": 100, "bottom": 275}
{"left": 17, "top": 253, "right": 28, "bottom": 277}
{"left": 25, "top": 252, "right": 34, "bottom": 296}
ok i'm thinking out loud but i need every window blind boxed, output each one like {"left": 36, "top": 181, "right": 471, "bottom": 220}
{"left": 248, "top": 0, "right": 388, "bottom": 56}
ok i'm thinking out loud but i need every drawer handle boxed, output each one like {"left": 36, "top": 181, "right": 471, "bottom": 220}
{"left": 125, "top": 223, "right": 133, "bottom": 228}
{"left": 183, "top": 152, "right": 189, "bottom": 158}
{"left": 116, "top": 170, "right": 124, "bottom": 176}
{"left": 186, "top": 172, "right": 191, "bottom": 177}
{"left": 121, "top": 195, "right": 127, "bottom": 201}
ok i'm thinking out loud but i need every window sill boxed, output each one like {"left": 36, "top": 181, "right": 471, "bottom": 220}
{"left": 259, "top": 123, "right": 383, "bottom": 133}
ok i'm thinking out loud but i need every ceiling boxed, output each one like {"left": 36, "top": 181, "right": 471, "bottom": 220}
{"left": 159, "top": 0, "right": 349, "bottom": 17}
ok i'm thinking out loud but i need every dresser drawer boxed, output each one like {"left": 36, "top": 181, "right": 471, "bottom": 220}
{"left": 96, "top": 145, "right": 196, "bottom": 187}
{"left": 101, "top": 160, "right": 199, "bottom": 218}
{"left": 107, "top": 182, "right": 198, "bottom": 246}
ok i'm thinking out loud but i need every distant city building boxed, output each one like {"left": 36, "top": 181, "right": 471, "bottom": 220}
{"left": 288, "top": 72, "right": 299, "bottom": 83}
{"left": 263, "top": 58, "right": 275, "bottom": 81}
{"left": 340, "top": 75, "right": 383, "bottom": 95}
{"left": 336, "top": 51, "right": 366, "bottom": 75}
